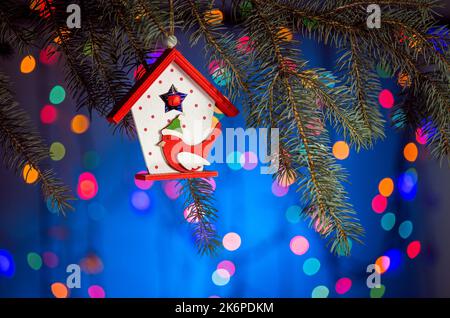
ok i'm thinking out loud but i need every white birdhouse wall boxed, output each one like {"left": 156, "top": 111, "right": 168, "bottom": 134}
{"left": 131, "top": 62, "right": 216, "bottom": 175}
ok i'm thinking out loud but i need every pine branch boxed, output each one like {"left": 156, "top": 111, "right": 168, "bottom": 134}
{"left": 181, "top": 0, "right": 257, "bottom": 114}
{"left": 180, "top": 178, "right": 220, "bottom": 255}
{"left": 0, "top": 72, "right": 74, "bottom": 214}
{"left": 249, "top": 0, "right": 364, "bottom": 254}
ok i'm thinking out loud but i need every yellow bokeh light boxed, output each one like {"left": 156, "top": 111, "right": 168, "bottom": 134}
{"left": 277, "top": 27, "right": 293, "bottom": 42}
{"left": 54, "top": 29, "right": 70, "bottom": 45}
{"left": 332, "top": 141, "right": 349, "bottom": 160}
{"left": 20, "top": 55, "right": 36, "bottom": 74}
{"left": 375, "top": 256, "right": 390, "bottom": 274}
{"left": 204, "top": 9, "right": 223, "bottom": 25}
{"left": 71, "top": 114, "right": 90, "bottom": 134}
{"left": 403, "top": 142, "right": 418, "bottom": 162}
{"left": 22, "top": 164, "right": 39, "bottom": 184}
{"left": 51, "top": 282, "right": 69, "bottom": 298}
{"left": 398, "top": 72, "right": 411, "bottom": 88}
{"left": 378, "top": 177, "right": 394, "bottom": 197}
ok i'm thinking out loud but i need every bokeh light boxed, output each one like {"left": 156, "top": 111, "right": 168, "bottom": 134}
{"left": 277, "top": 27, "right": 293, "bottom": 42}
{"left": 163, "top": 180, "right": 181, "bottom": 200}
{"left": 223, "top": 232, "right": 241, "bottom": 251}
{"left": 239, "top": 0, "right": 252, "bottom": 18}
{"left": 398, "top": 168, "right": 418, "bottom": 201}
{"left": 311, "top": 285, "right": 329, "bottom": 298}
{"left": 415, "top": 124, "right": 436, "bottom": 145}
{"left": 277, "top": 173, "right": 295, "bottom": 187}
{"left": 240, "top": 151, "right": 258, "bottom": 170}
{"left": 146, "top": 49, "right": 164, "bottom": 65}
{"left": 20, "top": 55, "right": 36, "bottom": 74}
{"left": 88, "top": 285, "right": 106, "bottom": 298}
{"left": 271, "top": 180, "right": 289, "bottom": 197}
{"left": 184, "top": 203, "right": 199, "bottom": 223}
{"left": 212, "top": 269, "right": 230, "bottom": 286}
{"left": 407, "top": 241, "right": 421, "bottom": 259}
{"left": 83, "top": 150, "right": 100, "bottom": 170}
{"left": 290, "top": 236, "right": 309, "bottom": 255}
{"left": 370, "top": 284, "right": 386, "bottom": 298}
{"left": 226, "top": 151, "right": 243, "bottom": 170}
{"left": 77, "top": 172, "right": 98, "bottom": 200}
{"left": 208, "top": 60, "right": 230, "bottom": 87}
{"left": 397, "top": 72, "right": 411, "bottom": 88}
{"left": 135, "top": 171, "right": 154, "bottom": 190}
{"left": 71, "top": 114, "right": 90, "bottom": 134}
{"left": 332, "top": 141, "right": 349, "bottom": 160}
{"left": 51, "top": 282, "right": 68, "bottom": 298}
{"left": 204, "top": 9, "right": 223, "bottom": 25}
{"left": 80, "top": 253, "right": 104, "bottom": 274}
{"left": 320, "top": 71, "right": 336, "bottom": 88}
{"left": 371, "top": 194, "right": 387, "bottom": 214}
{"left": 0, "top": 249, "right": 15, "bottom": 278}
{"left": 46, "top": 196, "right": 59, "bottom": 214}
{"left": 87, "top": 201, "right": 107, "bottom": 221}
{"left": 398, "top": 220, "right": 413, "bottom": 239}
{"left": 49, "top": 85, "right": 66, "bottom": 104}
{"left": 42, "top": 252, "right": 59, "bottom": 268}
{"left": 131, "top": 190, "right": 151, "bottom": 211}
{"left": 40, "top": 44, "right": 60, "bottom": 65}
{"left": 204, "top": 177, "right": 216, "bottom": 191}
{"left": 27, "top": 252, "right": 42, "bottom": 270}
{"left": 217, "top": 260, "right": 236, "bottom": 276}
{"left": 375, "top": 256, "right": 390, "bottom": 274}
{"left": 385, "top": 249, "right": 402, "bottom": 271}
{"left": 285, "top": 205, "right": 301, "bottom": 224}
{"left": 335, "top": 277, "right": 352, "bottom": 295}
{"left": 303, "top": 258, "right": 320, "bottom": 276}
{"left": 403, "top": 142, "right": 418, "bottom": 162}
{"left": 380, "top": 212, "right": 396, "bottom": 231}
{"left": 22, "top": 164, "right": 39, "bottom": 184}
{"left": 378, "top": 177, "right": 394, "bottom": 197}
{"left": 50, "top": 142, "right": 66, "bottom": 161}
{"left": 40, "top": 104, "right": 58, "bottom": 124}
{"left": 378, "top": 89, "right": 394, "bottom": 109}
{"left": 236, "top": 36, "right": 253, "bottom": 54}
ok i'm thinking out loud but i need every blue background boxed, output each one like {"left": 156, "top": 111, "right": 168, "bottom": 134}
{"left": 0, "top": 35, "right": 449, "bottom": 298}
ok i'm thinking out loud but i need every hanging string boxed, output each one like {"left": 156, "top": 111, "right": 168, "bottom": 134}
{"left": 169, "top": 0, "right": 175, "bottom": 36}
{"left": 167, "top": 0, "right": 177, "bottom": 48}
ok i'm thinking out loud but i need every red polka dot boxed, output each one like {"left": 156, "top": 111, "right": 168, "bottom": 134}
{"left": 203, "top": 116, "right": 206, "bottom": 120}
{"left": 148, "top": 152, "right": 152, "bottom": 156}
{"left": 208, "top": 103, "right": 212, "bottom": 108}
{"left": 167, "top": 119, "right": 171, "bottom": 123}
{"left": 182, "top": 124, "right": 186, "bottom": 128}
{"left": 180, "top": 77, "right": 183, "bottom": 81}
{"left": 138, "top": 106, "right": 142, "bottom": 110}
{"left": 144, "top": 128, "right": 147, "bottom": 132}
{"left": 170, "top": 69, "right": 174, "bottom": 72}
{"left": 147, "top": 95, "right": 150, "bottom": 98}
{"left": 158, "top": 80, "right": 162, "bottom": 84}
{"left": 190, "top": 89, "right": 193, "bottom": 93}
{"left": 194, "top": 104, "right": 198, "bottom": 107}
{"left": 155, "top": 165, "right": 158, "bottom": 169}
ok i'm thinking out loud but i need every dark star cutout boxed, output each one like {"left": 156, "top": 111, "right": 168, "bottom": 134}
{"left": 159, "top": 84, "right": 187, "bottom": 113}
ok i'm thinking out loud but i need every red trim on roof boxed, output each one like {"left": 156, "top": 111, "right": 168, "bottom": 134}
{"left": 107, "top": 48, "right": 239, "bottom": 124}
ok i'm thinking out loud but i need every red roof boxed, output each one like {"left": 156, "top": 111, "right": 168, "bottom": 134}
{"left": 107, "top": 48, "right": 239, "bottom": 124}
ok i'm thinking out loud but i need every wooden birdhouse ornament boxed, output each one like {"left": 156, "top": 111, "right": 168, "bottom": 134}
{"left": 107, "top": 48, "right": 239, "bottom": 181}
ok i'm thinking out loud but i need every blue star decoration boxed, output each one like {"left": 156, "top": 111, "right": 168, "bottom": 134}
{"left": 159, "top": 84, "right": 187, "bottom": 113}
